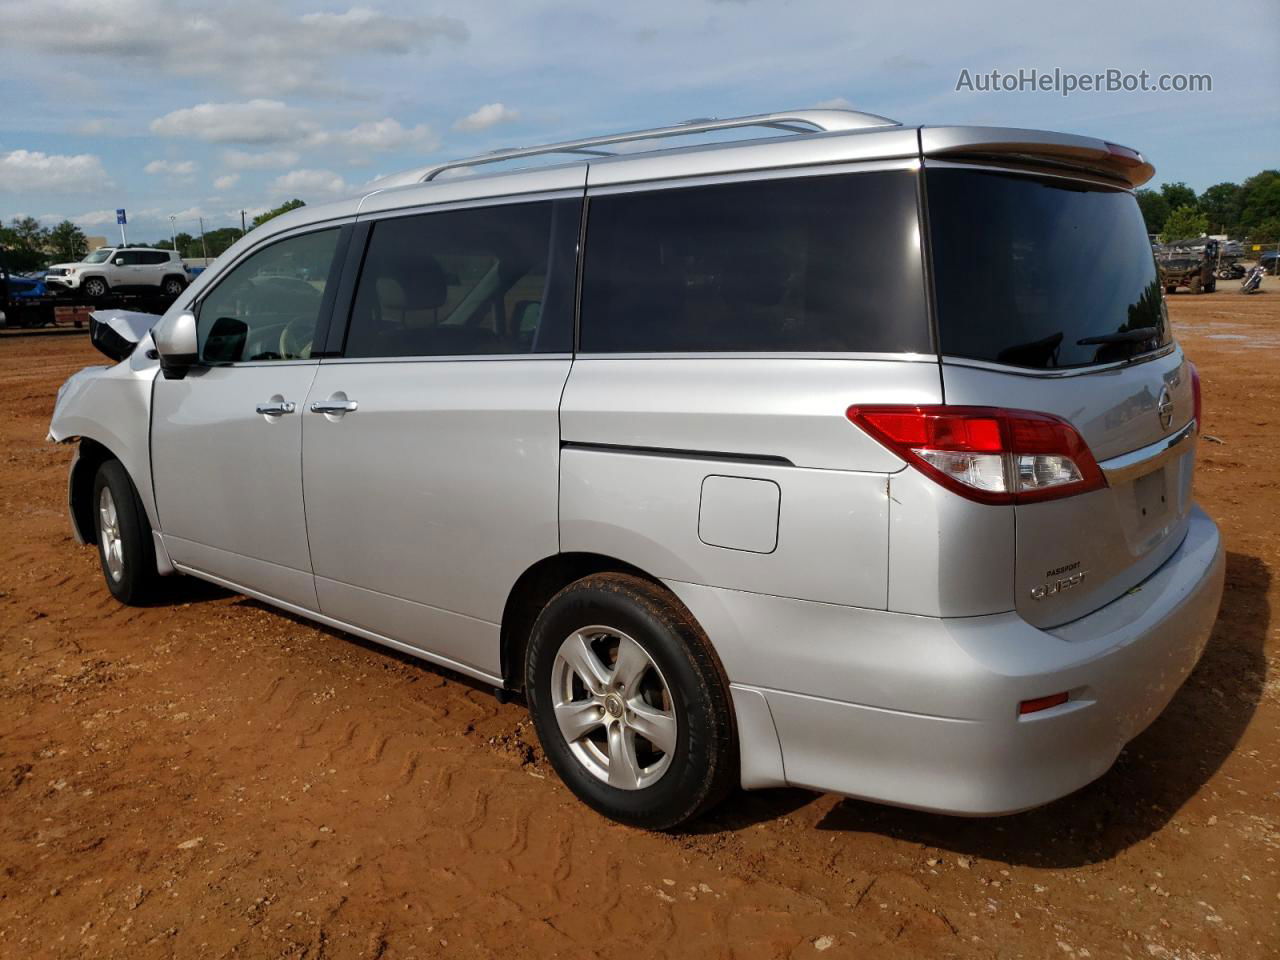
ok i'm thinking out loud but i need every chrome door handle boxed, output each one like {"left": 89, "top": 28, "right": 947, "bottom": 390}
{"left": 310, "top": 399, "right": 359, "bottom": 414}
{"left": 255, "top": 401, "right": 296, "bottom": 415}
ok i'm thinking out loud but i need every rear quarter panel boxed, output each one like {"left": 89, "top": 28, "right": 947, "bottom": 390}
{"left": 559, "top": 357, "right": 943, "bottom": 609}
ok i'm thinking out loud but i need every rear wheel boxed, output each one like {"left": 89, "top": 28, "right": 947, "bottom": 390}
{"left": 1188, "top": 276, "right": 1203, "bottom": 294}
{"left": 93, "top": 460, "right": 160, "bottom": 604}
{"left": 82, "top": 276, "right": 109, "bottom": 299}
{"left": 1165, "top": 284, "right": 1177, "bottom": 294}
{"left": 525, "top": 573, "right": 736, "bottom": 829}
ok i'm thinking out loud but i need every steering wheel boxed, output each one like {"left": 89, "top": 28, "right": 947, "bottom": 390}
{"left": 279, "top": 316, "right": 314, "bottom": 360}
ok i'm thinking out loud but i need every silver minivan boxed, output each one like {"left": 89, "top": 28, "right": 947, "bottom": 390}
{"left": 50, "top": 110, "right": 1225, "bottom": 828}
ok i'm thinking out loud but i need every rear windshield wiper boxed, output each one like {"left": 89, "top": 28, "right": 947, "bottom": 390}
{"left": 1076, "top": 327, "right": 1158, "bottom": 346}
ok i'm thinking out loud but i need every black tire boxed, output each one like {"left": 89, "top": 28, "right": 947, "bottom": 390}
{"left": 161, "top": 276, "right": 185, "bottom": 298}
{"left": 525, "top": 573, "right": 737, "bottom": 830}
{"left": 1165, "top": 284, "right": 1177, "bottom": 294}
{"left": 82, "top": 276, "right": 109, "bottom": 299}
{"left": 92, "top": 460, "right": 160, "bottom": 605}
{"left": 1205, "top": 280, "right": 1216, "bottom": 293}
{"left": 1188, "top": 276, "right": 1203, "bottom": 294}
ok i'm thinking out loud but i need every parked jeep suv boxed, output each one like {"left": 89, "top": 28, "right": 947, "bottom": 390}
{"left": 46, "top": 246, "right": 189, "bottom": 299}
{"left": 48, "top": 110, "right": 1224, "bottom": 828}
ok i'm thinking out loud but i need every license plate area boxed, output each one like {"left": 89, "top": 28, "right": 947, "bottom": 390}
{"left": 1129, "top": 465, "right": 1175, "bottom": 550}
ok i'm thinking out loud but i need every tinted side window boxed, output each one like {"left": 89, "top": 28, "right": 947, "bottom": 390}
{"left": 143, "top": 251, "right": 170, "bottom": 265}
{"left": 580, "top": 171, "right": 928, "bottom": 354}
{"left": 343, "top": 198, "right": 580, "bottom": 358}
{"left": 197, "top": 228, "right": 340, "bottom": 363}
{"left": 116, "top": 251, "right": 141, "bottom": 265}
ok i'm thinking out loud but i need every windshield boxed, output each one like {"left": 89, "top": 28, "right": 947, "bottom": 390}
{"left": 83, "top": 249, "right": 113, "bottom": 264}
{"left": 926, "top": 168, "right": 1167, "bottom": 369}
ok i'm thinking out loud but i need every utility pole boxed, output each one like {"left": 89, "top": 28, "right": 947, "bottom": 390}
{"left": 198, "top": 216, "right": 208, "bottom": 261}
{"left": 168, "top": 215, "right": 177, "bottom": 253}
{"left": 240, "top": 209, "right": 247, "bottom": 235}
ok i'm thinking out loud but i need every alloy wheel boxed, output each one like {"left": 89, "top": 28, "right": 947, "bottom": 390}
{"left": 98, "top": 486, "right": 124, "bottom": 582}
{"left": 550, "top": 626, "right": 678, "bottom": 790}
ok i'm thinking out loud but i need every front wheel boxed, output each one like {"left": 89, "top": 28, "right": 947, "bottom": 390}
{"left": 525, "top": 573, "right": 737, "bottom": 829}
{"left": 161, "top": 276, "right": 185, "bottom": 298}
{"left": 93, "top": 460, "right": 160, "bottom": 604}
{"left": 82, "top": 276, "right": 109, "bottom": 299}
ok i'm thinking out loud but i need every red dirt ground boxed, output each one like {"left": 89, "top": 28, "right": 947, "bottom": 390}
{"left": 1, "top": 292, "right": 1277, "bottom": 959}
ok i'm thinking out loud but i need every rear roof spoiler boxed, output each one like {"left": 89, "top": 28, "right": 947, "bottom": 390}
{"left": 919, "top": 126, "right": 1154, "bottom": 188}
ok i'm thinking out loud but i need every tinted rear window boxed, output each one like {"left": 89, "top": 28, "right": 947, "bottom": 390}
{"left": 580, "top": 171, "right": 929, "bottom": 354}
{"left": 927, "top": 168, "right": 1166, "bottom": 369}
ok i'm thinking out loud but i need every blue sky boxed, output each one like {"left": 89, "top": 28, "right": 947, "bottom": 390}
{"left": 1, "top": 0, "right": 1276, "bottom": 243}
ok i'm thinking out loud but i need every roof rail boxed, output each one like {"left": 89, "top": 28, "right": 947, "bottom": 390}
{"left": 370, "top": 109, "right": 900, "bottom": 189}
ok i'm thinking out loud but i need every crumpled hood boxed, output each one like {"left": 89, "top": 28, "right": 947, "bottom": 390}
{"left": 89, "top": 309, "right": 161, "bottom": 362}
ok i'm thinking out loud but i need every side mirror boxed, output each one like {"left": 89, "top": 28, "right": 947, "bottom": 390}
{"left": 154, "top": 311, "right": 199, "bottom": 380}
{"left": 114, "top": 257, "right": 126, "bottom": 266}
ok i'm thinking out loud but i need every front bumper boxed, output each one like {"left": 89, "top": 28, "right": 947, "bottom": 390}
{"left": 46, "top": 275, "right": 78, "bottom": 290}
{"left": 669, "top": 505, "right": 1225, "bottom": 815}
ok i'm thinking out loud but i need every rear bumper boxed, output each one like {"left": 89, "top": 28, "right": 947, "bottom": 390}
{"left": 669, "top": 505, "right": 1225, "bottom": 815}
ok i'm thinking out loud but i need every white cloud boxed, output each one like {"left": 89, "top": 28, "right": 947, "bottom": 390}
{"left": 453, "top": 103, "right": 520, "bottom": 133}
{"left": 222, "top": 149, "right": 300, "bottom": 171}
{"left": 812, "top": 97, "right": 859, "bottom": 110}
{"left": 154, "top": 105, "right": 433, "bottom": 160}
{"left": 269, "top": 169, "right": 350, "bottom": 198}
{"left": 151, "top": 100, "right": 319, "bottom": 144}
{"left": 0, "top": 2, "right": 467, "bottom": 97}
{"left": 144, "top": 159, "right": 196, "bottom": 176}
{"left": 77, "top": 118, "right": 107, "bottom": 135}
{"left": 170, "top": 206, "right": 210, "bottom": 222}
{"left": 213, "top": 173, "right": 240, "bottom": 191}
{"left": 71, "top": 209, "right": 121, "bottom": 227}
{"left": 298, "top": 7, "right": 467, "bottom": 54}
{"left": 318, "top": 118, "right": 438, "bottom": 153}
{"left": 0, "top": 149, "right": 110, "bottom": 192}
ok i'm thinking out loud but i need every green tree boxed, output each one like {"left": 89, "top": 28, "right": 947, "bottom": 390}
{"left": 1237, "top": 170, "right": 1280, "bottom": 237}
{"left": 1135, "top": 189, "right": 1171, "bottom": 235}
{"left": 1160, "top": 205, "right": 1209, "bottom": 244}
{"left": 252, "top": 199, "right": 305, "bottom": 228}
{"left": 0, "top": 216, "right": 49, "bottom": 272}
{"left": 1248, "top": 217, "right": 1280, "bottom": 244}
{"left": 202, "top": 227, "right": 244, "bottom": 258}
{"left": 47, "top": 220, "right": 88, "bottom": 262}
{"left": 1159, "top": 181, "right": 1197, "bottom": 211}
{"left": 1198, "top": 182, "right": 1242, "bottom": 235}
{"left": 173, "top": 232, "right": 195, "bottom": 258}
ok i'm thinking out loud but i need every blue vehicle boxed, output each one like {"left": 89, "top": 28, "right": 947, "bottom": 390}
{"left": 7, "top": 273, "right": 48, "bottom": 299}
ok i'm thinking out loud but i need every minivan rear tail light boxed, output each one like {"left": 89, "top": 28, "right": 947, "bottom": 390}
{"left": 846, "top": 405, "right": 1106, "bottom": 505}
{"left": 1188, "top": 361, "right": 1202, "bottom": 431}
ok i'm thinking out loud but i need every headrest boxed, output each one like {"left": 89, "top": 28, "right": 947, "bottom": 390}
{"left": 372, "top": 253, "right": 448, "bottom": 310}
